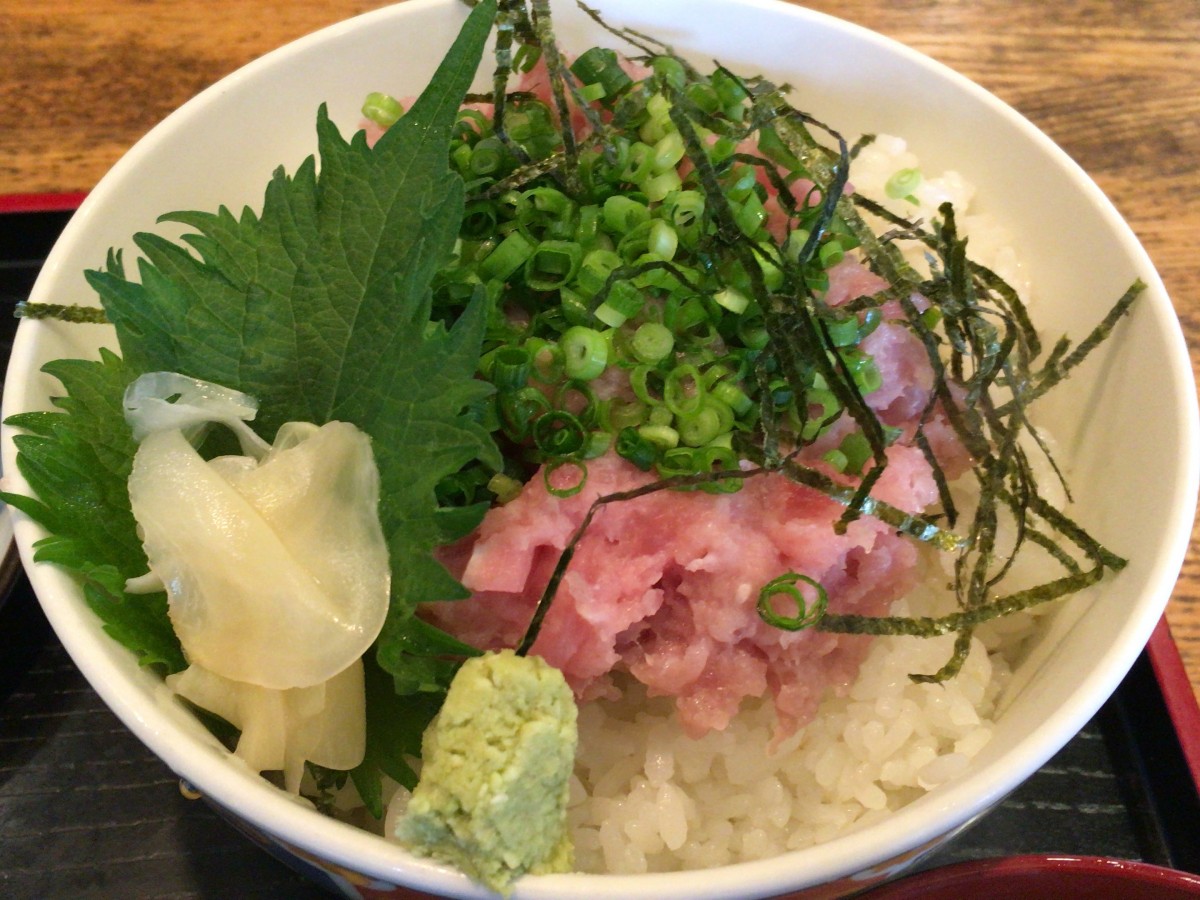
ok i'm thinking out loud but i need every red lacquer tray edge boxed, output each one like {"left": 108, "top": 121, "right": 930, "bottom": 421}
{"left": 0, "top": 192, "right": 88, "bottom": 214}
{"left": 1147, "top": 617, "right": 1200, "bottom": 794}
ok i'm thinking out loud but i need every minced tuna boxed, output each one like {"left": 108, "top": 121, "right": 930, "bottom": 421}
{"left": 428, "top": 445, "right": 939, "bottom": 745}
{"left": 424, "top": 271, "right": 965, "bottom": 743}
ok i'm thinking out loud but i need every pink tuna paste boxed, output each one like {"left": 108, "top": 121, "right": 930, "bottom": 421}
{"left": 425, "top": 261, "right": 969, "bottom": 744}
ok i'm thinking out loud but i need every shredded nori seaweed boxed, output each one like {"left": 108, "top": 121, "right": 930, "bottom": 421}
{"left": 15, "top": 301, "right": 108, "bottom": 323}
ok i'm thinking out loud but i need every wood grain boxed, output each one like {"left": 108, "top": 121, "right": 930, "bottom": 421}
{"left": 1, "top": 0, "right": 1198, "bottom": 704}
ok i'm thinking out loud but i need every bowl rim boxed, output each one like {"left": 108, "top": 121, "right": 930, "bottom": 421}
{"left": 3, "top": 1, "right": 1198, "bottom": 897}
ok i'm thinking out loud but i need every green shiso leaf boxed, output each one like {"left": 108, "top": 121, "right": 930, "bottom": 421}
{"left": 7, "top": 0, "right": 500, "bottom": 792}
{"left": 351, "top": 653, "right": 446, "bottom": 819}
{"left": 0, "top": 350, "right": 185, "bottom": 671}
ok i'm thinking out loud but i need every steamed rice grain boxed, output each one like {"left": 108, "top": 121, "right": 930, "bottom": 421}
{"left": 569, "top": 605, "right": 1011, "bottom": 873}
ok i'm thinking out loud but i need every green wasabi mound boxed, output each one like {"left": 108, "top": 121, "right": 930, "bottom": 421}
{"left": 395, "top": 650, "right": 578, "bottom": 895}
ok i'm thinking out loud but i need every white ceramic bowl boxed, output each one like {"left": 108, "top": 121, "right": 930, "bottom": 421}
{"left": 4, "top": 1, "right": 1197, "bottom": 898}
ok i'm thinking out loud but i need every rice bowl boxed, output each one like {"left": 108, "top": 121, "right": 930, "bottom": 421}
{"left": 2, "top": 1, "right": 1196, "bottom": 898}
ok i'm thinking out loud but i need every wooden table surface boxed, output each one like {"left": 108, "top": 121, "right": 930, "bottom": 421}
{"left": 1, "top": 0, "right": 1198, "bottom": 708}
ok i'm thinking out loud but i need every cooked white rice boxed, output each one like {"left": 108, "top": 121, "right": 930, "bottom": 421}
{"left": 567, "top": 553, "right": 1031, "bottom": 873}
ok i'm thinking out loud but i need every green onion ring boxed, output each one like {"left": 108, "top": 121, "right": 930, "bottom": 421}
{"left": 757, "top": 572, "right": 828, "bottom": 631}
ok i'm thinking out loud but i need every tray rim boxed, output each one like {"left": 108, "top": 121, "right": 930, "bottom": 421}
{"left": 0, "top": 192, "right": 89, "bottom": 214}
{"left": 1146, "top": 617, "right": 1200, "bottom": 794}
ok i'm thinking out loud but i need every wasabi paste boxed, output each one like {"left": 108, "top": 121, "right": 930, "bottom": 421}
{"left": 396, "top": 650, "right": 577, "bottom": 895}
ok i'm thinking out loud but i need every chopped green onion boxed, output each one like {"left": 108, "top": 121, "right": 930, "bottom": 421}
{"left": 630, "top": 364, "right": 666, "bottom": 406}
{"left": 651, "top": 131, "right": 686, "bottom": 172}
{"left": 533, "top": 410, "right": 587, "bottom": 457}
{"left": 479, "top": 230, "right": 535, "bottom": 281}
{"left": 824, "top": 316, "right": 860, "bottom": 348}
{"left": 498, "top": 387, "right": 552, "bottom": 441}
{"left": 638, "top": 423, "right": 680, "bottom": 450}
{"left": 620, "top": 142, "right": 655, "bottom": 183}
{"left": 701, "top": 362, "right": 737, "bottom": 388}
{"left": 737, "top": 318, "right": 770, "bottom": 350}
{"left": 577, "top": 248, "right": 622, "bottom": 294}
{"left": 604, "top": 398, "right": 648, "bottom": 431}
{"left": 558, "top": 285, "right": 592, "bottom": 326}
{"left": 640, "top": 93, "right": 674, "bottom": 143}
{"left": 711, "top": 67, "right": 749, "bottom": 114}
{"left": 525, "top": 240, "right": 583, "bottom": 291}
{"left": 592, "top": 301, "right": 626, "bottom": 328}
{"left": 706, "top": 396, "right": 735, "bottom": 433}
{"left": 512, "top": 42, "right": 542, "bottom": 74}
{"left": 801, "top": 387, "right": 841, "bottom": 440}
{"left": 544, "top": 459, "right": 588, "bottom": 498}
{"left": 724, "top": 164, "right": 758, "bottom": 202}
{"left": 677, "top": 404, "right": 722, "bottom": 446}
{"left": 490, "top": 346, "right": 531, "bottom": 391}
{"left": 664, "top": 364, "right": 704, "bottom": 416}
{"left": 711, "top": 380, "right": 753, "bottom": 416}
{"left": 616, "top": 220, "right": 656, "bottom": 263}
{"left": 885, "top": 167, "right": 922, "bottom": 201}
{"left": 859, "top": 308, "right": 883, "bottom": 341}
{"left": 582, "top": 430, "right": 613, "bottom": 459}
{"left": 650, "top": 55, "right": 687, "bottom": 91}
{"left": 641, "top": 170, "right": 683, "bottom": 203}
{"left": 734, "top": 193, "right": 767, "bottom": 237}
{"left": 361, "top": 91, "right": 403, "bottom": 127}
{"left": 461, "top": 200, "right": 499, "bottom": 241}
{"left": 768, "top": 378, "right": 794, "bottom": 410}
{"left": 527, "top": 186, "right": 573, "bottom": 217}
{"left": 593, "top": 280, "right": 644, "bottom": 328}
{"left": 819, "top": 240, "right": 845, "bottom": 269}
{"left": 706, "top": 133, "right": 736, "bottom": 164}
{"left": 822, "top": 448, "right": 849, "bottom": 473}
{"left": 560, "top": 326, "right": 608, "bottom": 380}
{"left": 648, "top": 220, "right": 678, "bottom": 261}
{"left": 664, "top": 296, "right": 710, "bottom": 332}
{"left": 657, "top": 446, "right": 698, "bottom": 478}
{"left": 757, "top": 573, "right": 828, "bottom": 631}
{"left": 579, "top": 82, "right": 607, "bottom": 103}
{"left": 784, "top": 228, "right": 811, "bottom": 264}
{"left": 696, "top": 444, "right": 742, "bottom": 493}
{"left": 603, "top": 195, "right": 651, "bottom": 233}
{"left": 553, "top": 380, "right": 598, "bottom": 426}
{"left": 631, "top": 322, "right": 675, "bottom": 364}
{"left": 647, "top": 404, "right": 674, "bottom": 427}
{"left": 525, "top": 337, "right": 564, "bottom": 384}
{"left": 686, "top": 81, "right": 720, "bottom": 115}
{"left": 450, "top": 141, "right": 475, "bottom": 176}
{"left": 452, "top": 108, "right": 490, "bottom": 141}
{"left": 575, "top": 204, "right": 602, "bottom": 246}
{"left": 569, "top": 46, "right": 633, "bottom": 102}
{"left": 754, "top": 242, "right": 785, "bottom": 291}
{"left": 664, "top": 189, "right": 705, "bottom": 240}
{"left": 841, "top": 349, "right": 883, "bottom": 394}
{"left": 616, "top": 426, "right": 658, "bottom": 470}
{"left": 838, "top": 430, "right": 873, "bottom": 476}
{"left": 714, "top": 287, "right": 751, "bottom": 315}
{"left": 469, "top": 135, "right": 512, "bottom": 176}
{"left": 488, "top": 472, "right": 524, "bottom": 504}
